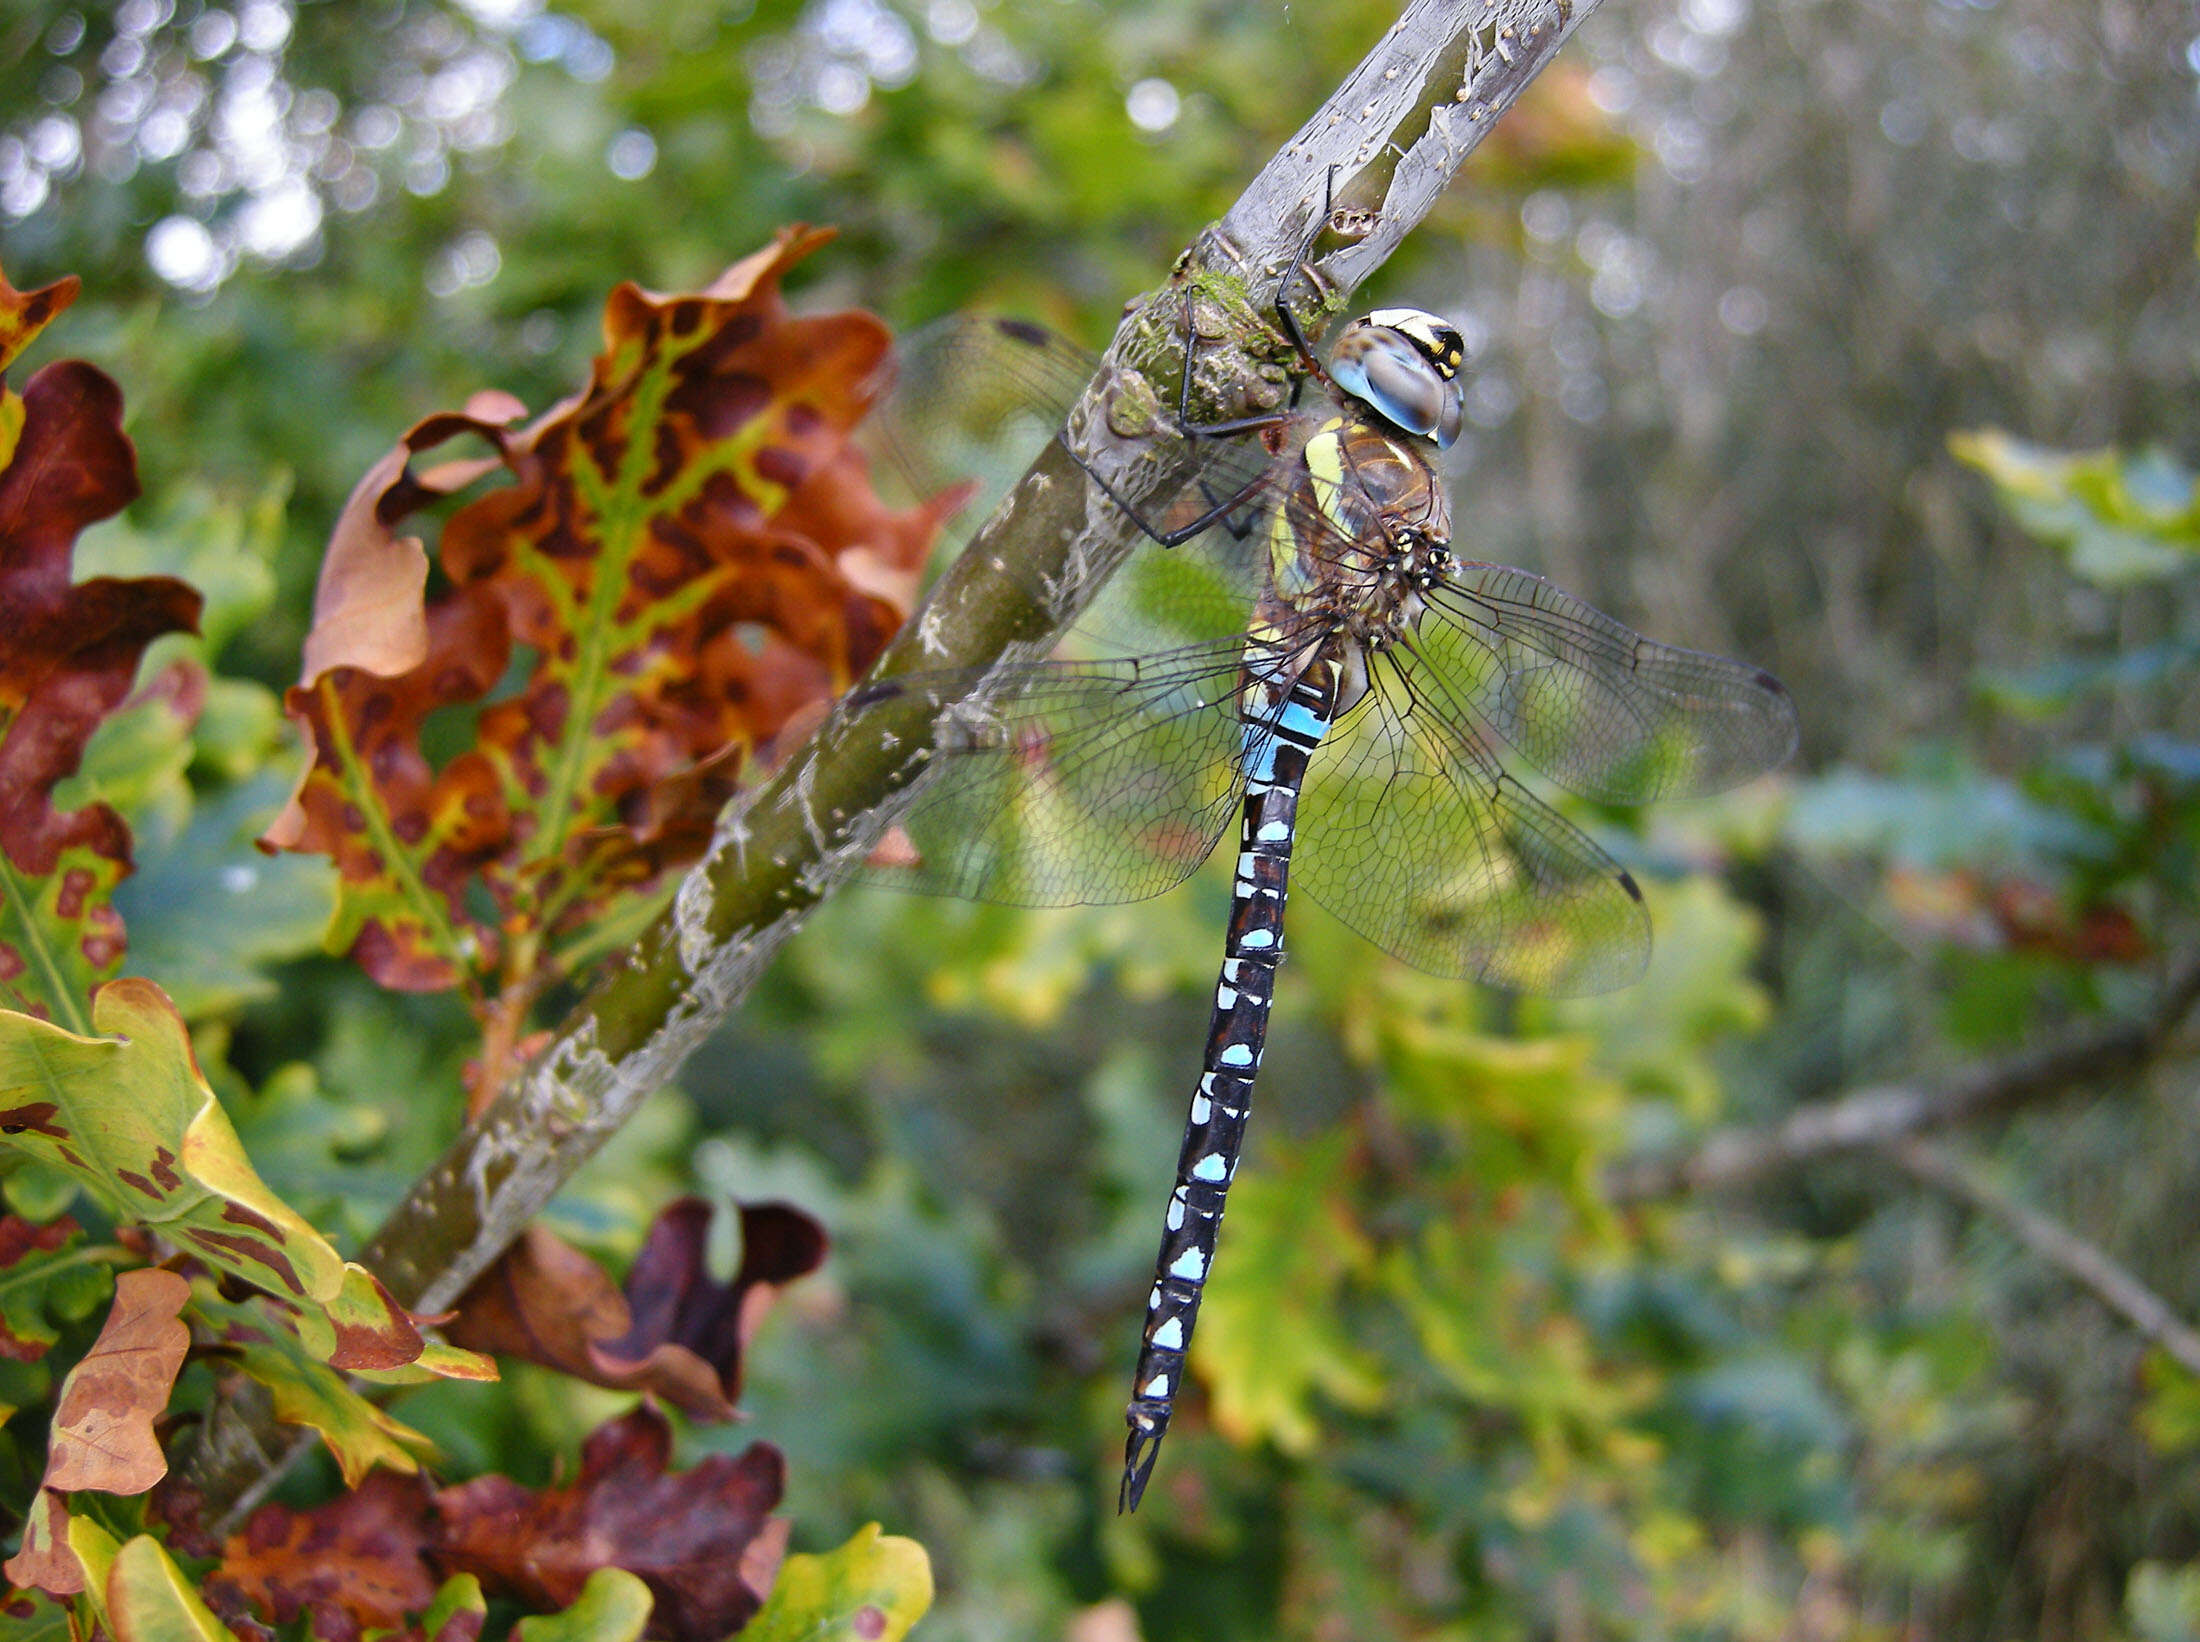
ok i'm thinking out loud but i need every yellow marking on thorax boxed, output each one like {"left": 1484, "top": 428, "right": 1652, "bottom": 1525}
{"left": 1269, "top": 418, "right": 1352, "bottom": 596}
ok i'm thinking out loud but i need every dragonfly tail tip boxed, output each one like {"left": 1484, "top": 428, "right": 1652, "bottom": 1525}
{"left": 1120, "top": 1427, "right": 1166, "bottom": 1513}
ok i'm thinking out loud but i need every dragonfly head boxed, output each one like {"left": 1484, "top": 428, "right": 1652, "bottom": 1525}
{"left": 1327, "top": 308, "right": 1467, "bottom": 450}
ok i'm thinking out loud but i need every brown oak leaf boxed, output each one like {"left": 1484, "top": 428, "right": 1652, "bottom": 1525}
{"left": 435, "top": 1405, "right": 785, "bottom": 1642}
{"left": 594, "top": 1199, "right": 827, "bottom": 1406}
{"left": 2, "top": 1488, "right": 80, "bottom": 1596}
{"left": 204, "top": 1471, "right": 442, "bottom": 1642}
{"left": 260, "top": 228, "right": 949, "bottom": 1001}
{"left": 447, "top": 1198, "right": 826, "bottom": 1422}
{"left": 0, "top": 305, "right": 201, "bottom": 1016}
{"left": 1, "top": 1266, "right": 192, "bottom": 1596}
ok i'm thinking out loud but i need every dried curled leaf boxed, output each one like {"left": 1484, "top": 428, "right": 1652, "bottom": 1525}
{"left": 0, "top": 262, "right": 201, "bottom": 1022}
{"left": 5, "top": 1485, "right": 80, "bottom": 1596}
{"left": 434, "top": 1406, "right": 784, "bottom": 1642}
{"left": 448, "top": 1198, "right": 824, "bottom": 1420}
{"left": 262, "top": 228, "right": 947, "bottom": 999}
{"left": 2, "top": 1269, "right": 191, "bottom": 1597}
{"left": 42, "top": 1266, "right": 190, "bottom": 1494}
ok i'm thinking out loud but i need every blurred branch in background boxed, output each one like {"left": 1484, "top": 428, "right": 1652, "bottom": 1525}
{"left": 1888, "top": 1135, "right": 2200, "bottom": 1380}
{"left": 1606, "top": 951, "right": 2200, "bottom": 1203}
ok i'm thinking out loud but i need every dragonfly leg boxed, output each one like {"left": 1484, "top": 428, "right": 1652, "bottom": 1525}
{"left": 1159, "top": 287, "right": 1297, "bottom": 444}
{"left": 1066, "top": 293, "right": 1290, "bottom": 550}
{"left": 1271, "top": 166, "right": 1342, "bottom": 374}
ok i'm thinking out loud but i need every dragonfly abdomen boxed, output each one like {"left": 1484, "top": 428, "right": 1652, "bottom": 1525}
{"left": 1120, "top": 656, "right": 1341, "bottom": 1511}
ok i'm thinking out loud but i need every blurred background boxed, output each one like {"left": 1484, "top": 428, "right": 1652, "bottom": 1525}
{"left": 4, "top": 0, "right": 2198, "bottom": 1636}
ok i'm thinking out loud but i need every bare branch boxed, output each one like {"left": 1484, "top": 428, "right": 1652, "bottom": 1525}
{"left": 1889, "top": 1136, "right": 2200, "bottom": 1379}
{"left": 1604, "top": 953, "right": 2200, "bottom": 1204}
{"left": 1222, "top": 0, "right": 1597, "bottom": 310}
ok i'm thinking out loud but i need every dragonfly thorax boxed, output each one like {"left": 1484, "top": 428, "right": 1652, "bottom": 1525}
{"left": 1275, "top": 414, "right": 1455, "bottom": 690}
{"left": 1327, "top": 307, "right": 1467, "bottom": 449}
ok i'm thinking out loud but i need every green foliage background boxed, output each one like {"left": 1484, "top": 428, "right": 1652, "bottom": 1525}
{"left": 5, "top": 0, "right": 2200, "bottom": 1637}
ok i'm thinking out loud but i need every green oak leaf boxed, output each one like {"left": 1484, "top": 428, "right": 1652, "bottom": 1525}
{"left": 742, "top": 1524, "right": 934, "bottom": 1642}
{"left": 511, "top": 1569, "right": 652, "bottom": 1642}
{"left": 111, "top": 774, "right": 335, "bottom": 1019}
{"left": 0, "top": 1586, "right": 73, "bottom": 1642}
{"left": 0, "top": 1216, "right": 115, "bottom": 1361}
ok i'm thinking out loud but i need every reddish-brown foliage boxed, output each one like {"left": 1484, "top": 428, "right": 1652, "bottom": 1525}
{"left": 448, "top": 1198, "right": 827, "bottom": 1422}
{"left": 0, "top": 264, "right": 200, "bottom": 1018}
{"left": 261, "top": 228, "right": 947, "bottom": 1008}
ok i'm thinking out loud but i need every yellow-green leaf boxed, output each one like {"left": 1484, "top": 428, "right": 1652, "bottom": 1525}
{"left": 2140, "top": 1353, "right": 2200, "bottom": 1457}
{"left": 1568, "top": 875, "right": 1772, "bottom": 1119}
{"left": 104, "top": 1535, "right": 242, "bottom": 1642}
{"left": 1385, "top": 1220, "right": 1651, "bottom": 1457}
{"left": 0, "top": 979, "right": 345, "bottom": 1305}
{"left": 235, "top": 1339, "right": 435, "bottom": 1485}
{"left": 511, "top": 1569, "right": 652, "bottom": 1642}
{"left": 419, "top": 1575, "right": 487, "bottom": 1642}
{"left": 192, "top": 1267, "right": 455, "bottom": 1487}
{"left": 64, "top": 1514, "right": 120, "bottom": 1609}
{"left": 356, "top": 1333, "right": 500, "bottom": 1387}
{"left": 742, "top": 1524, "right": 934, "bottom": 1642}
{"left": 1192, "top": 1132, "right": 1385, "bottom": 1455}
{"left": 1950, "top": 429, "right": 2200, "bottom": 586}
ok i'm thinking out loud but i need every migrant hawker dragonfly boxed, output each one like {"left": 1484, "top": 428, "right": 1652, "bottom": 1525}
{"left": 850, "top": 267, "right": 1798, "bottom": 1511}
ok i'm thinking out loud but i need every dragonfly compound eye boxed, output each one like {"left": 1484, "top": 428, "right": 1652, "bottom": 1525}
{"left": 1329, "top": 308, "right": 1467, "bottom": 449}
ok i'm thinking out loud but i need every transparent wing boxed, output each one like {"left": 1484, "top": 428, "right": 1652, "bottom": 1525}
{"left": 1245, "top": 462, "right": 1789, "bottom": 989}
{"left": 1419, "top": 566, "right": 1799, "bottom": 804}
{"left": 855, "top": 313, "right": 1794, "bottom": 983}
{"left": 850, "top": 636, "right": 1273, "bottom": 906}
{"left": 862, "top": 313, "right": 1100, "bottom": 537}
{"left": 1292, "top": 657, "right": 1651, "bottom": 994}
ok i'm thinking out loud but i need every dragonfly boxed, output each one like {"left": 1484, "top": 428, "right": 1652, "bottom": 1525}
{"left": 847, "top": 259, "right": 1799, "bottom": 1512}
